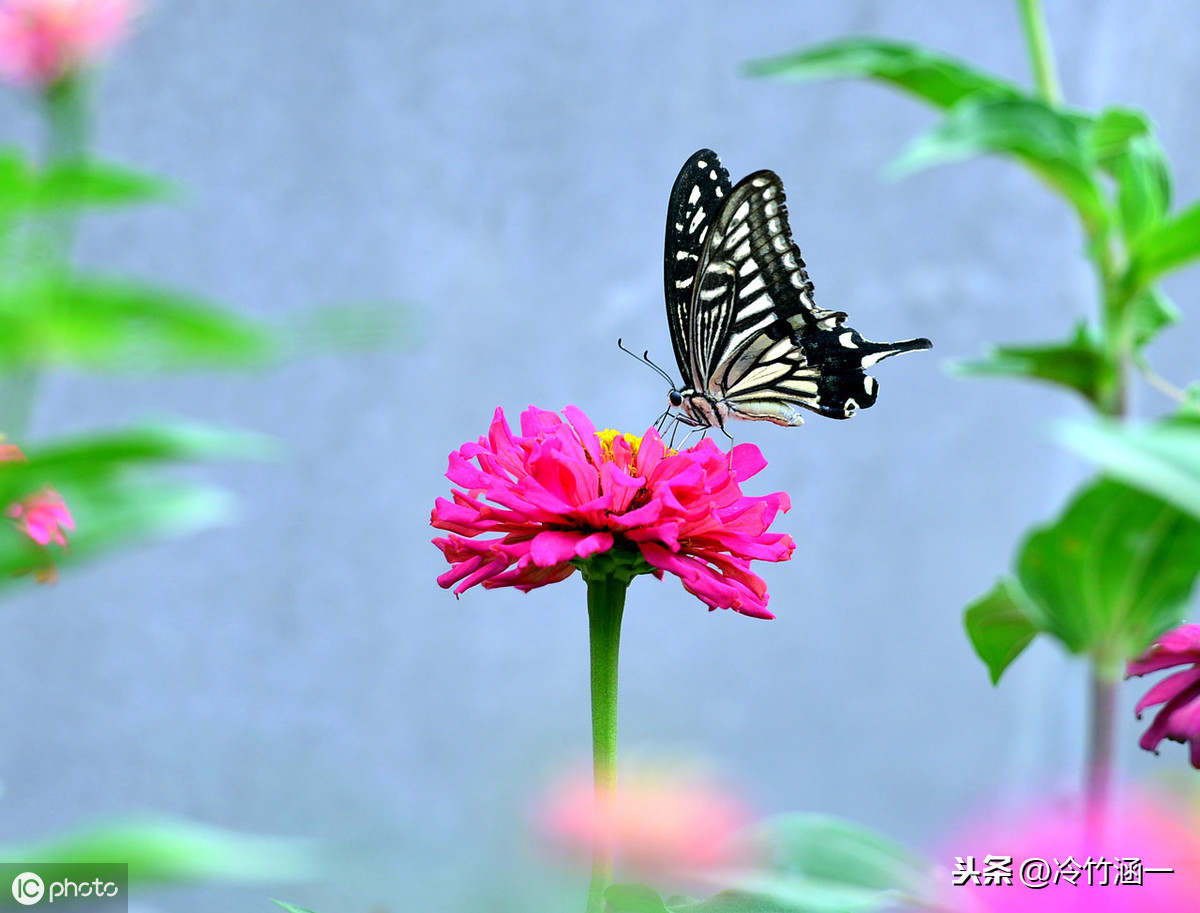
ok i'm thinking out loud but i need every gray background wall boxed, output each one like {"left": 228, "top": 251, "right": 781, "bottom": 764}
{"left": 1, "top": 1, "right": 1198, "bottom": 911}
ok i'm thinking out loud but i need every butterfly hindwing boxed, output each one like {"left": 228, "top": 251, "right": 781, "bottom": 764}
{"left": 663, "top": 149, "right": 931, "bottom": 426}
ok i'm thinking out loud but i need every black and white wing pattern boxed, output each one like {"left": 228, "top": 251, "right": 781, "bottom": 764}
{"left": 663, "top": 148, "right": 931, "bottom": 428}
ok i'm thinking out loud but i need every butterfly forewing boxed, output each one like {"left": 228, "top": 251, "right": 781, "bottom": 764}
{"left": 664, "top": 149, "right": 732, "bottom": 384}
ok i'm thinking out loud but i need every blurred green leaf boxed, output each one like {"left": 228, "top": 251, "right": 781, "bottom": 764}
{"left": 0, "top": 423, "right": 272, "bottom": 586}
{"left": 963, "top": 578, "right": 1041, "bottom": 684}
{"left": 755, "top": 815, "right": 928, "bottom": 898}
{"left": 5, "top": 423, "right": 271, "bottom": 487}
{"left": 0, "top": 148, "right": 172, "bottom": 218}
{"left": 674, "top": 891, "right": 817, "bottom": 912}
{"left": 1015, "top": 477, "right": 1200, "bottom": 657}
{"left": 1057, "top": 418, "right": 1200, "bottom": 522}
{"left": 744, "top": 38, "right": 1019, "bottom": 109}
{"left": 1087, "top": 107, "right": 1151, "bottom": 165}
{"left": 0, "top": 482, "right": 232, "bottom": 584}
{"left": 1086, "top": 108, "right": 1172, "bottom": 240}
{"left": 0, "top": 275, "right": 276, "bottom": 371}
{"left": 607, "top": 884, "right": 673, "bottom": 913}
{"left": 1128, "top": 287, "right": 1180, "bottom": 350}
{"left": 272, "top": 902, "right": 321, "bottom": 913}
{"left": 952, "top": 322, "right": 1110, "bottom": 404}
{"left": 32, "top": 160, "right": 175, "bottom": 210}
{"left": 1109, "top": 136, "right": 1172, "bottom": 241}
{"left": 888, "top": 96, "right": 1110, "bottom": 234}
{"left": 1130, "top": 197, "right": 1200, "bottom": 286}
{"left": 0, "top": 817, "right": 316, "bottom": 885}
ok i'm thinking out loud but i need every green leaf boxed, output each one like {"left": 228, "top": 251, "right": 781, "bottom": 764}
{"left": 1015, "top": 477, "right": 1200, "bottom": 657}
{"left": 951, "top": 322, "right": 1110, "bottom": 404}
{"left": 1130, "top": 196, "right": 1200, "bottom": 286}
{"left": 0, "top": 424, "right": 272, "bottom": 585}
{"left": 272, "top": 902, "right": 321, "bottom": 913}
{"left": 1057, "top": 418, "right": 1200, "bottom": 523}
{"left": 673, "top": 890, "right": 818, "bottom": 913}
{"left": 606, "top": 884, "right": 673, "bottom": 913}
{"left": 1110, "top": 136, "right": 1172, "bottom": 240}
{"left": 0, "top": 148, "right": 172, "bottom": 218}
{"left": 33, "top": 159, "right": 175, "bottom": 210}
{"left": 0, "top": 275, "right": 276, "bottom": 371}
{"left": 1086, "top": 108, "right": 1171, "bottom": 240}
{"left": 1087, "top": 107, "right": 1151, "bottom": 165}
{"left": 888, "top": 96, "right": 1110, "bottom": 235}
{"left": 744, "top": 38, "right": 1019, "bottom": 109}
{"left": 0, "top": 817, "right": 316, "bottom": 885}
{"left": 963, "top": 579, "right": 1041, "bottom": 684}
{"left": 1127, "top": 287, "right": 1180, "bottom": 350}
{"left": 756, "top": 815, "right": 928, "bottom": 896}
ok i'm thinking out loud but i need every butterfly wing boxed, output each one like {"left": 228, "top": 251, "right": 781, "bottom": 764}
{"left": 664, "top": 149, "right": 732, "bottom": 387}
{"left": 690, "top": 169, "right": 931, "bottom": 423}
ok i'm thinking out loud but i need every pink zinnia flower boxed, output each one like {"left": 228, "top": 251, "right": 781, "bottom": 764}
{"left": 0, "top": 0, "right": 136, "bottom": 88}
{"left": 534, "top": 764, "right": 757, "bottom": 878}
{"left": 1, "top": 439, "right": 74, "bottom": 582}
{"left": 1128, "top": 624, "right": 1200, "bottom": 767}
{"left": 431, "top": 406, "right": 794, "bottom": 618}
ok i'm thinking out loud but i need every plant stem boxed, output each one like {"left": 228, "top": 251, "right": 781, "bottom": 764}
{"left": 1085, "top": 663, "right": 1120, "bottom": 837}
{"left": 584, "top": 570, "right": 627, "bottom": 913}
{"left": 43, "top": 74, "right": 91, "bottom": 162}
{"left": 1016, "top": 0, "right": 1062, "bottom": 105}
{"left": 0, "top": 76, "right": 91, "bottom": 439}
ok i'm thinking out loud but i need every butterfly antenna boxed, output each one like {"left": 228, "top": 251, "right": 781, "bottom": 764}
{"left": 617, "top": 338, "right": 676, "bottom": 386}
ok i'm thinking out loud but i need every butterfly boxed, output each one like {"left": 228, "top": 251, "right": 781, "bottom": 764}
{"left": 658, "top": 148, "right": 931, "bottom": 430}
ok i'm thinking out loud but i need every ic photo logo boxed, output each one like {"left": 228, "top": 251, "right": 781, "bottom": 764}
{"left": 12, "top": 872, "right": 44, "bottom": 905}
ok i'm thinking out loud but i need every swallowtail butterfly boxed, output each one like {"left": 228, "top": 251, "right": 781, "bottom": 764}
{"left": 661, "top": 148, "right": 931, "bottom": 429}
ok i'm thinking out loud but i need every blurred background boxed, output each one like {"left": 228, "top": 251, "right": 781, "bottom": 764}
{"left": 1, "top": 1, "right": 1198, "bottom": 910}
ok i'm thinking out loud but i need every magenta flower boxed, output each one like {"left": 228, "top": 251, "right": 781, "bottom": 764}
{"left": 431, "top": 406, "right": 794, "bottom": 618}
{"left": 0, "top": 0, "right": 136, "bottom": 88}
{"left": 1, "top": 439, "right": 74, "bottom": 582}
{"left": 1128, "top": 624, "right": 1200, "bottom": 768}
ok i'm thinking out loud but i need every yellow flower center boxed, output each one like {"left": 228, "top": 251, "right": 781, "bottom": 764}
{"left": 596, "top": 429, "right": 643, "bottom": 462}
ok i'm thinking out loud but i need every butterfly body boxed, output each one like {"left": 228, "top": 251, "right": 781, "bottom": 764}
{"left": 663, "top": 149, "right": 931, "bottom": 429}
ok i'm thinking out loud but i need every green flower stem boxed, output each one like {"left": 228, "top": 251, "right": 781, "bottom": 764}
{"left": 43, "top": 74, "right": 91, "bottom": 163}
{"left": 1, "top": 75, "right": 92, "bottom": 439}
{"left": 1016, "top": 0, "right": 1062, "bottom": 105}
{"left": 584, "top": 568, "right": 628, "bottom": 913}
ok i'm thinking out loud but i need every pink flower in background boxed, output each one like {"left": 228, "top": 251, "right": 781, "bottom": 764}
{"left": 431, "top": 406, "right": 794, "bottom": 618}
{"left": 8, "top": 487, "right": 72, "bottom": 546}
{"left": 0, "top": 0, "right": 135, "bottom": 88}
{"left": 1128, "top": 624, "right": 1200, "bottom": 768}
{"left": 1, "top": 439, "right": 74, "bottom": 582}
{"left": 943, "top": 793, "right": 1200, "bottom": 912}
{"left": 535, "top": 764, "right": 757, "bottom": 877}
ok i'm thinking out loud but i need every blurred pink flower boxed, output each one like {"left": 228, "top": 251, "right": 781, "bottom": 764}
{"left": 943, "top": 793, "right": 1200, "bottom": 912}
{"left": 1, "top": 439, "right": 73, "bottom": 582}
{"left": 0, "top": 0, "right": 136, "bottom": 88}
{"left": 1128, "top": 624, "right": 1200, "bottom": 768}
{"left": 8, "top": 488, "right": 72, "bottom": 546}
{"left": 535, "top": 764, "right": 757, "bottom": 878}
{"left": 431, "top": 405, "right": 794, "bottom": 618}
